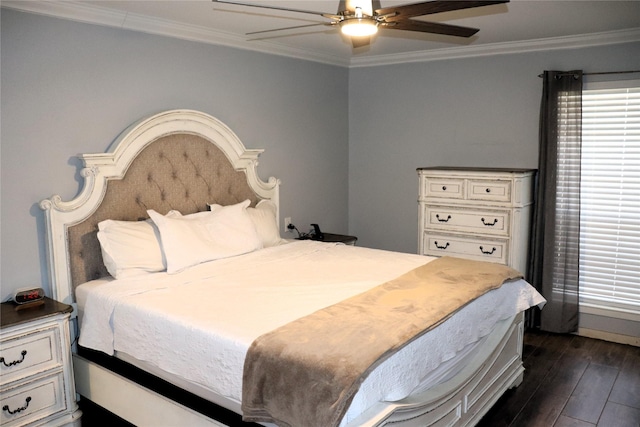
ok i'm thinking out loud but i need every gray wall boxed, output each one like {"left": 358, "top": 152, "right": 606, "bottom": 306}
{"left": 2, "top": 8, "right": 639, "bottom": 307}
{"left": 348, "top": 43, "right": 640, "bottom": 253}
{"left": 1, "top": 10, "right": 349, "bottom": 299}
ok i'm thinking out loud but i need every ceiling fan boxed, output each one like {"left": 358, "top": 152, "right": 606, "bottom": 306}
{"left": 213, "top": 0, "right": 509, "bottom": 48}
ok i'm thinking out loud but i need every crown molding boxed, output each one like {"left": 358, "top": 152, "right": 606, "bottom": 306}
{"left": 1, "top": 0, "right": 351, "bottom": 67}
{"left": 3, "top": 1, "right": 639, "bottom": 69}
{"left": 350, "top": 27, "right": 640, "bottom": 68}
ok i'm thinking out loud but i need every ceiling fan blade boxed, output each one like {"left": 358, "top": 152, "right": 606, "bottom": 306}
{"left": 376, "top": 0, "right": 508, "bottom": 22}
{"left": 383, "top": 19, "right": 479, "bottom": 37}
{"left": 213, "top": 0, "right": 338, "bottom": 19}
{"left": 351, "top": 36, "right": 371, "bottom": 48}
{"left": 246, "top": 22, "right": 330, "bottom": 36}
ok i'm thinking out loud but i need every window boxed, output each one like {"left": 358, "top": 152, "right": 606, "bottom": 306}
{"left": 579, "top": 81, "right": 640, "bottom": 321}
{"left": 555, "top": 88, "right": 582, "bottom": 297}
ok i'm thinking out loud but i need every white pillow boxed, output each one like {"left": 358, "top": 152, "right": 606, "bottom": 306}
{"left": 246, "top": 200, "right": 282, "bottom": 247}
{"left": 148, "top": 200, "right": 262, "bottom": 274}
{"left": 207, "top": 199, "right": 265, "bottom": 248}
{"left": 97, "top": 219, "right": 165, "bottom": 279}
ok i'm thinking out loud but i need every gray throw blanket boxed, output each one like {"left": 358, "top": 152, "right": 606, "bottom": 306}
{"left": 241, "top": 256, "right": 523, "bottom": 427}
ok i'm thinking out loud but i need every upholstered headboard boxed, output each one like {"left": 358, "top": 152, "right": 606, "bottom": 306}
{"left": 41, "top": 110, "right": 279, "bottom": 305}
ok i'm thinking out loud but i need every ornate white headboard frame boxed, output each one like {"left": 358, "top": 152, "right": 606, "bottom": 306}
{"left": 40, "top": 109, "right": 280, "bottom": 306}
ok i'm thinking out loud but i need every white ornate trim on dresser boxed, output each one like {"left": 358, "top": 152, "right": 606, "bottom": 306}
{"left": 418, "top": 167, "right": 536, "bottom": 276}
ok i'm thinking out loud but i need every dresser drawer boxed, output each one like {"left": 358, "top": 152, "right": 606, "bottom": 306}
{"left": 424, "top": 206, "right": 510, "bottom": 236}
{"left": 0, "top": 327, "right": 62, "bottom": 387}
{"left": 0, "top": 370, "right": 67, "bottom": 426}
{"left": 423, "top": 178, "right": 465, "bottom": 200}
{"left": 467, "top": 179, "right": 512, "bottom": 203}
{"left": 422, "top": 233, "right": 508, "bottom": 265}
{"left": 418, "top": 168, "right": 534, "bottom": 274}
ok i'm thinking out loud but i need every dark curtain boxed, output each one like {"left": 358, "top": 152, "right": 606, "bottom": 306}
{"left": 528, "top": 70, "right": 582, "bottom": 333}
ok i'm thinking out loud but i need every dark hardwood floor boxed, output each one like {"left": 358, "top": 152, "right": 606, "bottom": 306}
{"left": 79, "top": 332, "right": 640, "bottom": 426}
{"left": 478, "top": 331, "right": 640, "bottom": 427}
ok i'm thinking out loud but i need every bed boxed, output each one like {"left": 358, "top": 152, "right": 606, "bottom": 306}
{"left": 40, "top": 109, "right": 545, "bottom": 427}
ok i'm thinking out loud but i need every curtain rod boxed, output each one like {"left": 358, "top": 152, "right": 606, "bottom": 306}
{"left": 537, "top": 70, "right": 640, "bottom": 78}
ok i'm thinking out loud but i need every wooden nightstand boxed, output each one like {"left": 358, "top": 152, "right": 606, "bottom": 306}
{"left": 0, "top": 297, "right": 81, "bottom": 426}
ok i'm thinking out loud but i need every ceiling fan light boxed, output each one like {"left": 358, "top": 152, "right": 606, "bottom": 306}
{"left": 341, "top": 19, "right": 378, "bottom": 37}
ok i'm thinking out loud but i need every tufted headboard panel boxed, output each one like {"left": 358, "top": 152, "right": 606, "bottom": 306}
{"left": 67, "top": 133, "right": 260, "bottom": 290}
{"left": 41, "top": 110, "right": 279, "bottom": 305}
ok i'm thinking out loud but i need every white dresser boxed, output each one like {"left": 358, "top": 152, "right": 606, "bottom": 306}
{"left": 0, "top": 298, "right": 81, "bottom": 427}
{"left": 418, "top": 167, "right": 536, "bottom": 276}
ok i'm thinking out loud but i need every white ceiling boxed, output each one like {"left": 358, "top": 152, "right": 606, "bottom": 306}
{"left": 4, "top": 0, "right": 640, "bottom": 67}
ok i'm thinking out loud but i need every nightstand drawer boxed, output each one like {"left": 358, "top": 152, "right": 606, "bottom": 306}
{"left": 0, "top": 371, "right": 67, "bottom": 426}
{"left": 467, "top": 179, "right": 512, "bottom": 203}
{"left": 424, "top": 178, "right": 465, "bottom": 200}
{"left": 422, "top": 233, "right": 508, "bottom": 265}
{"left": 0, "top": 327, "right": 62, "bottom": 387}
{"left": 425, "top": 206, "right": 510, "bottom": 236}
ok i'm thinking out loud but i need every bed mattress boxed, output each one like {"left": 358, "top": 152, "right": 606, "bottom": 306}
{"left": 77, "top": 240, "right": 545, "bottom": 426}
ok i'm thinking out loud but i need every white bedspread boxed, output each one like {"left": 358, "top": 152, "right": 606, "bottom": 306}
{"left": 78, "top": 241, "right": 545, "bottom": 426}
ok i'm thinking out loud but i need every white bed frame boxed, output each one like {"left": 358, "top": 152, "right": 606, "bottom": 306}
{"left": 41, "top": 110, "right": 525, "bottom": 427}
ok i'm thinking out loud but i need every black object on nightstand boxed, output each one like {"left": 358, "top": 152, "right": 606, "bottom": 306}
{"left": 317, "top": 233, "right": 358, "bottom": 245}
{"left": 291, "top": 223, "right": 357, "bottom": 245}
{"left": 297, "top": 233, "right": 358, "bottom": 245}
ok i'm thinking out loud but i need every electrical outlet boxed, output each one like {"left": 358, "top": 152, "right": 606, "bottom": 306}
{"left": 284, "top": 217, "right": 292, "bottom": 233}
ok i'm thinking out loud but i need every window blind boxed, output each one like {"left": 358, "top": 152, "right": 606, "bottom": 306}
{"left": 580, "top": 84, "right": 640, "bottom": 318}
{"left": 555, "top": 90, "right": 582, "bottom": 296}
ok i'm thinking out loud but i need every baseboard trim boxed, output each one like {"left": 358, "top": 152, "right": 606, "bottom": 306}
{"left": 578, "top": 328, "right": 640, "bottom": 347}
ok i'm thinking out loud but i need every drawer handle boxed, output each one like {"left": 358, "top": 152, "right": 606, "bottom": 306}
{"left": 442, "top": 186, "right": 447, "bottom": 191}
{"left": 0, "top": 350, "right": 27, "bottom": 367}
{"left": 486, "top": 188, "right": 491, "bottom": 193}
{"left": 3, "top": 396, "right": 31, "bottom": 415}
{"left": 479, "top": 246, "right": 497, "bottom": 255}
{"left": 434, "top": 241, "right": 450, "bottom": 250}
{"left": 436, "top": 214, "right": 452, "bottom": 223}
{"left": 481, "top": 218, "right": 498, "bottom": 226}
